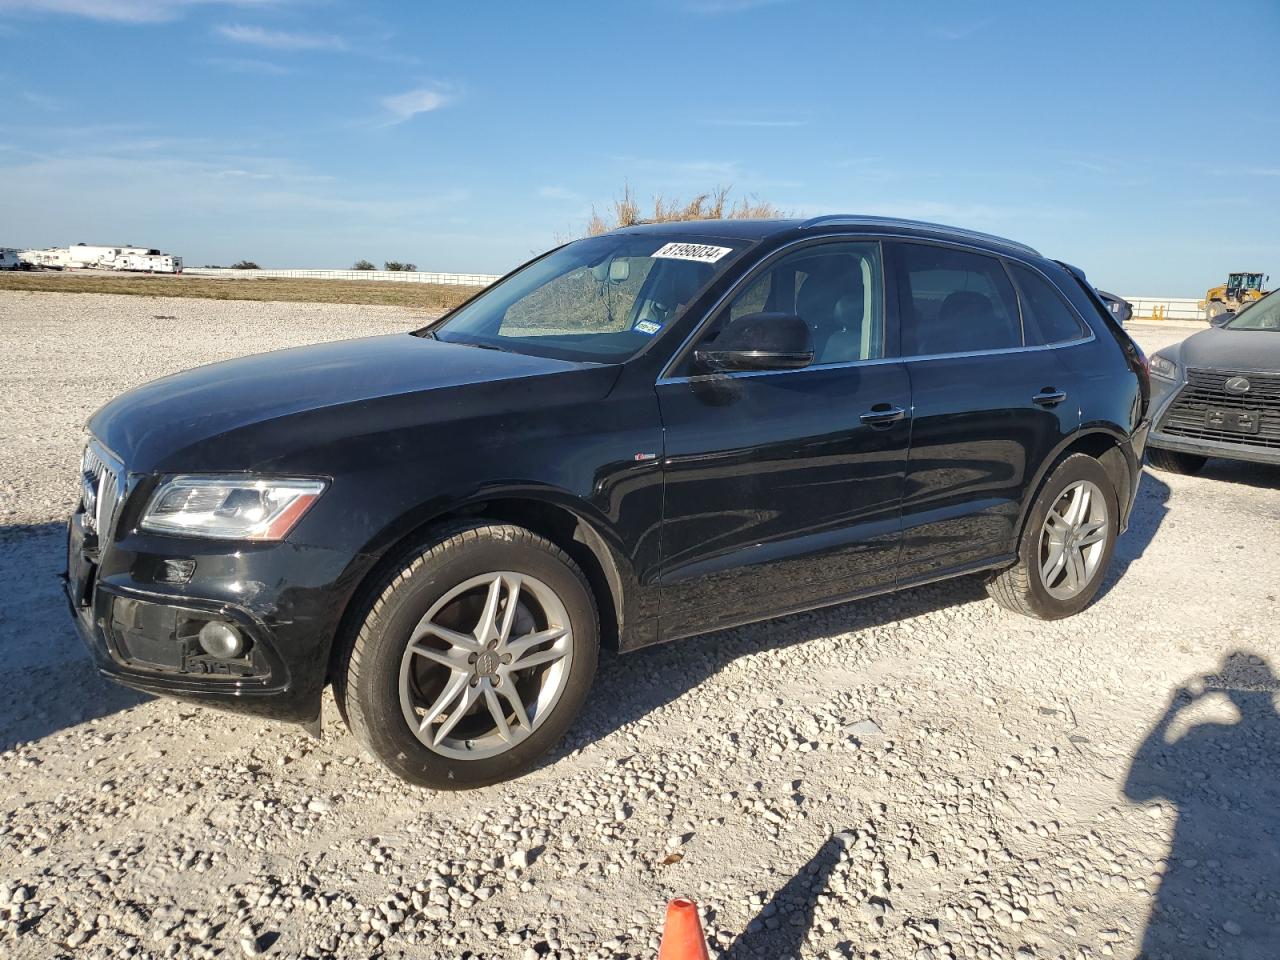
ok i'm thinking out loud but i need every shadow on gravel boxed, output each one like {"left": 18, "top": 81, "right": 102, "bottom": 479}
{"left": 565, "top": 573, "right": 987, "bottom": 760}
{"left": 1124, "top": 651, "right": 1280, "bottom": 960}
{"left": 0, "top": 522, "right": 150, "bottom": 750}
{"left": 721, "top": 834, "right": 847, "bottom": 959}
{"left": 1100, "top": 467, "right": 1170, "bottom": 599}
{"left": 1196, "top": 458, "right": 1280, "bottom": 491}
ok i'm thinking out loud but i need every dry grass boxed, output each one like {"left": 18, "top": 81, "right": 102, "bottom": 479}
{"left": 0, "top": 271, "right": 481, "bottom": 311}
{"left": 586, "top": 185, "right": 788, "bottom": 236}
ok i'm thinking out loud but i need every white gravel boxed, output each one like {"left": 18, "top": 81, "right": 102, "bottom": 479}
{"left": 2, "top": 294, "right": 1278, "bottom": 960}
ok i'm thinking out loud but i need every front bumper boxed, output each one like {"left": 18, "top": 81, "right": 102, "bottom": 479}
{"left": 1147, "top": 375, "right": 1280, "bottom": 467}
{"left": 64, "top": 512, "right": 363, "bottom": 724}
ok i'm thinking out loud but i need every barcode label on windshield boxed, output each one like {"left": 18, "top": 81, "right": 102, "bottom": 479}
{"left": 651, "top": 242, "right": 733, "bottom": 263}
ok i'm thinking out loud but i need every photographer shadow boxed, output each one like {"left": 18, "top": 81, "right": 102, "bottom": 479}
{"left": 1124, "top": 651, "right": 1280, "bottom": 959}
{"left": 721, "top": 834, "right": 848, "bottom": 960}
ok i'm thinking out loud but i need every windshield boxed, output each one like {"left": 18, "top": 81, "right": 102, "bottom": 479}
{"left": 426, "top": 233, "right": 750, "bottom": 362}
{"left": 1226, "top": 290, "right": 1280, "bottom": 331}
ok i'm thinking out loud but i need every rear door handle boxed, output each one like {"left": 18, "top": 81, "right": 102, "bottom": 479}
{"left": 860, "top": 403, "right": 908, "bottom": 427}
{"left": 1032, "top": 388, "right": 1067, "bottom": 407}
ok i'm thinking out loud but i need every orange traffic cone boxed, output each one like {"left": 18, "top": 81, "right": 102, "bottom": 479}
{"left": 658, "top": 898, "right": 710, "bottom": 960}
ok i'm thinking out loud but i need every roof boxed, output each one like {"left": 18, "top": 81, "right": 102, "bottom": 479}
{"left": 615, "top": 215, "right": 1041, "bottom": 258}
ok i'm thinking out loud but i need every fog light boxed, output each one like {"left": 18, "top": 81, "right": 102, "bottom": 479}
{"left": 198, "top": 620, "right": 244, "bottom": 658}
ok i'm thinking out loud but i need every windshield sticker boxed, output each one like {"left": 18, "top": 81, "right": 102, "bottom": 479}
{"left": 651, "top": 242, "right": 733, "bottom": 264}
{"left": 634, "top": 320, "right": 662, "bottom": 335}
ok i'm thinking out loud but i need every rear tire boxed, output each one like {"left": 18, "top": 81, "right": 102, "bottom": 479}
{"left": 336, "top": 522, "right": 599, "bottom": 789}
{"left": 1147, "top": 447, "right": 1206, "bottom": 475}
{"left": 986, "top": 454, "right": 1119, "bottom": 620}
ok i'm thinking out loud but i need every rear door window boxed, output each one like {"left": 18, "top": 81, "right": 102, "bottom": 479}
{"left": 1009, "top": 263, "right": 1088, "bottom": 345}
{"left": 892, "top": 243, "right": 1021, "bottom": 355}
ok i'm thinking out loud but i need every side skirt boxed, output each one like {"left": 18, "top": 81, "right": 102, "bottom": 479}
{"left": 625, "top": 553, "right": 1016, "bottom": 651}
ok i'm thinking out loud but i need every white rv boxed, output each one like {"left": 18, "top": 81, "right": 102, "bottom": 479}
{"left": 19, "top": 248, "right": 71, "bottom": 269}
{"left": 113, "top": 251, "right": 183, "bottom": 273}
{"left": 0, "top": 248, "right": 23, "bottom": 271}
{"left": 18, "top": 244, "right": 183, "bottom": 273}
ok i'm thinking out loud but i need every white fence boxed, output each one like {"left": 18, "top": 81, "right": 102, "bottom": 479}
{"left": 1120, "top": 296, "right": 1204, "bottom": 322}
{"left": 183, "top": 267, "right": 500, "bottom": 287}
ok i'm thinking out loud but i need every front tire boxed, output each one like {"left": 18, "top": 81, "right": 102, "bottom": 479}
{"left": 337, "top": 522, "right": 599, "bottom": 789}
{"left": 1147, "top": 447, "right": 1206, "bottom": 475}
{"left": 986, "top": 454, "right": 1119, "bottom": 620}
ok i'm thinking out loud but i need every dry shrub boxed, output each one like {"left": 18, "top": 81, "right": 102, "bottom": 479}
{"left": 585, "top": 185, "right": 787, "bottom": 236}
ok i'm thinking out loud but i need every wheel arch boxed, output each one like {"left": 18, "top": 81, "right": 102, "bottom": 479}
{"left": 1016, "top": 427, "right": 1135, "bottom": 538}
{"left": 325, "top": 489, "right": 629, "bottom": 686}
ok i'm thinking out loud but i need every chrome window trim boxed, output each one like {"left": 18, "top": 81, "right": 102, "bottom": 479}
{"left": 656, "top": 231, "right": 1096, "bottom": 385}
{"left": 657, "top": 334, "right": 1095, "bottom": 385}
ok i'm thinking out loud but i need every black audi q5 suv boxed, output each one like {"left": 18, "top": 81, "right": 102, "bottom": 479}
{"left": 67, "top": 216, "right": 1150, "bottom": 788}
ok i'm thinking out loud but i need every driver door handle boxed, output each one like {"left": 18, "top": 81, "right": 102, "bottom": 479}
{"left": 1032, "top": 388, "right": 1067, "bottom": 407}
{"left": 860, "top": 403, "right": 908, "bottom": 428}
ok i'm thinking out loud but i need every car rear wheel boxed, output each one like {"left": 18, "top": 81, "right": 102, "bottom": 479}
{"left": 986, "top": 453, "right": 1119, "bottom": 620}
{"left": 337, "top": 522, "right": 599, "bottom": 789}
{"left": 1147, "top": 447, "right": 1206, "bottom": 475}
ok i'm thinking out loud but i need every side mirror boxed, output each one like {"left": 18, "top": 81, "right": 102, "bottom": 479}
{"left": 693, "top": 312, "right": 814, "bottom": 373}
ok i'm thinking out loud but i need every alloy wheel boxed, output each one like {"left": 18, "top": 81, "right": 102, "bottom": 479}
{"left": 1037, "top": 479, "right": 1110, "bottom": 600}
{"left": 398, "top": 572, "right": 573, "bottom": 760}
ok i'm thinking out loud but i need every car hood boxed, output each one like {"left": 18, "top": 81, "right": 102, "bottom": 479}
{"left": 90, "top": 333, "right": 618, "bottom": 472}
{"left": 1175, "top": 326, "right": 1280, "bottom": 373}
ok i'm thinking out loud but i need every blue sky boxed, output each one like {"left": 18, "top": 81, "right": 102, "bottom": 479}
{"left": 0, "top": 0, "right": 1276, "bottom": 295}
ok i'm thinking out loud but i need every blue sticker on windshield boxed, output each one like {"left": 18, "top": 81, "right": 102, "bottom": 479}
{"left": 634, "top": 320, "right": 662, "bottom": 336}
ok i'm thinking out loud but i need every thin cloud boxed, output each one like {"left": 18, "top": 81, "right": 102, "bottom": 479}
{"left": 203, "top": 56, "right": 291, "bottom": 75}
{"left": 216, "top": 23, "right": 345, "bottom": 51}
{"left": 538, "top": 185, "right": 589, "bottom": 205}
{"left": 380, "top": 87, "right": 450, "bottom": 125}
{"left": 21, "top": 91, "right": 63, "bottom": 111}
{"left": 1202, "top": 163, "right": 1280, "bottom": 178}
{"left": 682, "top": 0, "right": 790, "bottom": 12}
{"left": 0, "top": 0, "right": 279, "bottom": 23}
{"left": 707, "top": 117, "right": 808, "bottom": 128}
{"left": 930, "top": 18, "right": 994, "bottom": 40}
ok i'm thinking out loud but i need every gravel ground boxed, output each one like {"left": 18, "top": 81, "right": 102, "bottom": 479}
{"left": 1, "top": 293, "right": 1278, "bottom": 960}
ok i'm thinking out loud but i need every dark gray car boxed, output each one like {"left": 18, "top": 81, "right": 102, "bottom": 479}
{"left": 1147, "top": 289, "right": 1280, "bottom": 473}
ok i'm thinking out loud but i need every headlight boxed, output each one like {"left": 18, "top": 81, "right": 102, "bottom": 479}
{"left": 140, "top": 476, "right": 326, "bottom": 540}
{"left": 1148, "top": 354, "right": 1178, "bottom": 380}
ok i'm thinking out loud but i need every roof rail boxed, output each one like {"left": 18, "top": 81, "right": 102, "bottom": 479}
{"left": 799, "top": 214, "right": 1040, "bottom": 257}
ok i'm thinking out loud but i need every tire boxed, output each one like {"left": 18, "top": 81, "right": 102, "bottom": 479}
{"left": 1147, "top": 447, "right": 1206, "bottom": 475}
{"left": 1205, "top": 301, "right": 1226, "bottom": 320}
{"left": 336, "top": 522, "right": 599, "bottom": 789}
{"left": 986, "top": 453, "right": 1120, "bottom": 620}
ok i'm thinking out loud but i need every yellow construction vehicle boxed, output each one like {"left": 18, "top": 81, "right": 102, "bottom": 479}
{"left": 1200, "top": 271, "right": 1269, "bottom": 320}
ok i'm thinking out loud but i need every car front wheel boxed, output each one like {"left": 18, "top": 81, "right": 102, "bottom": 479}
{"left": 1147, "top": 447, "right": 1206, "bottom": 475}
{"left": 337, "top": 522, "right": 599, "bottom": 789}
{"left": 986, "top": 453, "right": 1119, "bottom": 620}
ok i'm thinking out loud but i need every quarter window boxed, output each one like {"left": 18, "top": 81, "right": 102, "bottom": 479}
{"left": 895, "top": 243, "right": 1021, "bottom": 355}
{"left": 704, "top": 241, "right": 884, "bottom": 366}
{"left": 1010, "top": 263, "right": 1087, "bottom": 345}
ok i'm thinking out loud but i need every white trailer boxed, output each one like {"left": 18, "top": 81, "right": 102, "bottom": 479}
{"left": 112, "top": 252, "right": 183, "bottom": 273}
{"left": 20, "top": 247, "right": 73, "bottom": 269}
{"left": 71, "top": 244, "right": 151, "bottom": 268}
{"left": 19, "top": 244, "right": 183, "bottom": 272}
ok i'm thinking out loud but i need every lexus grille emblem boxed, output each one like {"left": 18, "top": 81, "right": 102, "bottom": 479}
{"left": 1224, "top": 376, "right": 1251, "bottom": 395}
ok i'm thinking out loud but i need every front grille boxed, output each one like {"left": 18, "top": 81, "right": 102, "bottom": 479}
{"left": 81, "top": 441, "right": 123, "bottom": 536}
{"left": 1159, "top": 369, "right": 1280, "bottom": 449}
